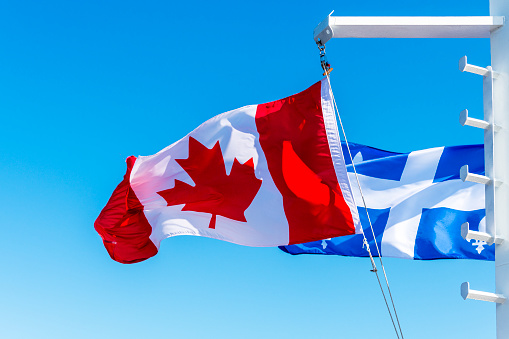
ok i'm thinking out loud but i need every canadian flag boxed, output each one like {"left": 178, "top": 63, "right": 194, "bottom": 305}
{"left": 95, "top": 79, "right": 360, "bottom": 263}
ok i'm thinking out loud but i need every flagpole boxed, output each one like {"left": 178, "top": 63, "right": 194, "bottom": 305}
{"left": 489, "top": 1, "right": 509, "bottom": 337}
{"left": 313, "top": 5, "right": 508, "bottom": 337}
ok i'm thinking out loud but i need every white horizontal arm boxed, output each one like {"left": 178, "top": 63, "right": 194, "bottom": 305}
{"left": 461, "top": 282, "right": 506, "bottom": 304}
{"left": 460, "top": 109, "right": 490, "bottom": 129}
{"left": 460, "top": 165, "right": 492, "bottom": 185}
{"left": 314, "top": 16, "right": 504, "bottom": 43}
{"left": 461, "top": 222, "right": 503, "bottom": 245}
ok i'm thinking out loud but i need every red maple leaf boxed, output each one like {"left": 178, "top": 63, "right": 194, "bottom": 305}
{"left": 157, "top": 137, "right": 262, "bottom": 229}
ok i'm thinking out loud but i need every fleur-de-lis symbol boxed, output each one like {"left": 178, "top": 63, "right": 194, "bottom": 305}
{"left": 472, "top": 239, "right": 487, "bottom": 254}
{"left": 321, "top": 238, "right": 331, "bottom": 249}
{"left": 468, "top": 216, "right": 487, "bottom": 254}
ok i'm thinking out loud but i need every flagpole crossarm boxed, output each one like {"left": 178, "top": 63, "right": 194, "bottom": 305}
{"left": 313, "top": 16, "right": 504, "bottom": 43}
{"left": 461, "top": 222, "right": 504, "bottom": 245}
{"left": 461, "top": 282, "right": 507, "bottom": 304}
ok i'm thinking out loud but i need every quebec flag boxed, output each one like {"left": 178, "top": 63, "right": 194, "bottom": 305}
{"left": 281, "top": 143, "right": 494, "bottom": 260}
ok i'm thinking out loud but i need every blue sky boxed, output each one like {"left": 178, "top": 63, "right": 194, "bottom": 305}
{"left": 0, "top": 0, "right": 495, "bottom": 338}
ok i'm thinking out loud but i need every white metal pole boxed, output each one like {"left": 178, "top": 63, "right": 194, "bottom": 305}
{"left": 490, "top": 1, "right": 509, "bottom": 337}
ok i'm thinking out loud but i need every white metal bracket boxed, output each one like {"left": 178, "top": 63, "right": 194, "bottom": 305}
{"left": 459, "top": 56, "right": 500, "bottom": 78}
{"left": 461, "top": 222, "right": 503, "bottom": 245}
{"left": 461, "top": 282, "right": 506, "bottom": 304}
{"left": 459, "top": 109, "right": 490, "bottom": 129}
{"left": 460, "top": 165, "right": 500, "bottom": 186}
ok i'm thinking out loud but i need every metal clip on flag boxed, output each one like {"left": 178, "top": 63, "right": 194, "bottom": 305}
{"left": 317, "top": 41, "right": 333, "bottom": 76}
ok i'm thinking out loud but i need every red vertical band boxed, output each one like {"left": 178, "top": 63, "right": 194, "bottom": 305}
{"left": 94, "top": 156, "right": 158, "bottom": 264}
{"left": 255, "top": 81, "right": 355, "bottom": 244}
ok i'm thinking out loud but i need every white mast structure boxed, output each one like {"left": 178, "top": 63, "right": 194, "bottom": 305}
{"left": 313, "top": 2, "right": 508, "bottom": 338}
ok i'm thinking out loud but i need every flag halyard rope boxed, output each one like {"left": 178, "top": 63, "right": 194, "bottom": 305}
{"left": 326, "top": 74, "right": 404, "bottom": 339}
{"left": 318, "top": 42, "right": 404, "bottom": 339}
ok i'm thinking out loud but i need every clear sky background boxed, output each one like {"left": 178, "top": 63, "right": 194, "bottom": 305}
{"left": 0, "top": 0, "right": 496, "bottom": 338}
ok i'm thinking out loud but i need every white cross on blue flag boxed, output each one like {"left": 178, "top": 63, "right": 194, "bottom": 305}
{"left": 281, "top": 143, "right": 494, "bottom": 260}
